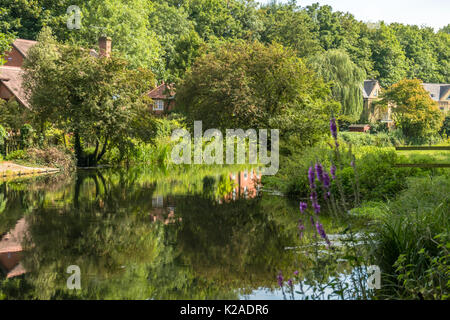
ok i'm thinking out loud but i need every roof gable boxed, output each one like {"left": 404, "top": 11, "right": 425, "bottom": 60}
{"left": 147, "top": 82, "right": 175, "bottom": 100}
{"left": 363, "top": 80, "right": 379, "bottom": 98}
{"left": 0, "top": 66, "right": 30, "bottom": 108}
{"left": 422, "top": 83, "right": 450, "bottom": 101}
{"left": 11, "top": 39, "right": 38, "bottom": 58}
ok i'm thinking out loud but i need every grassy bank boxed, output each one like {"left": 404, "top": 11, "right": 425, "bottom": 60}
{"left": 366, "top": 175, "right": 450, "bottom": 299}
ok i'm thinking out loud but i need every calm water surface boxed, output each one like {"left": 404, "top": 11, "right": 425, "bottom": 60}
{"left": 0, "top": 167, "right": 370, "bottom": 299}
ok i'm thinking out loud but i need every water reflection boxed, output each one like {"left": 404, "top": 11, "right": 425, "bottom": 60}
{"left": 0, "top": 167, "right": 361, "bottom": 300}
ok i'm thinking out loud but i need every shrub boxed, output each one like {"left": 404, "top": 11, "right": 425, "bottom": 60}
{"left": 439, "top": 116, "right": 450, "bottom": 136}
{"left": 25, "top": 147, "right": 76, "bottom": 171}
{"left": 5, "top": 149, "right": 27, "bottom": 161}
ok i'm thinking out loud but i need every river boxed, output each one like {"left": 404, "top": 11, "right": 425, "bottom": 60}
{"left": 0, "top": 166, "right": 372, "bottom": 300}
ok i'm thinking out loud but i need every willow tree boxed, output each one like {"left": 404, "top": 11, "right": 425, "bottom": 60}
{"left": 309, "top": 49, "right": 366, "bottom": 122}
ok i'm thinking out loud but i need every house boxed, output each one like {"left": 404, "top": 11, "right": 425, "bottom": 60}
{"left": 360, "top": 80, "right": 392, "bottom": 124}
{"left": 0, "top": 37, "right": 113, "bottom": 108}
{"left": 1, "top": 37, "right": 173, "bottom": 114}
{"left": 146, "top": 81, "right": 176, "bottom": 115}
{"left": 422, "top": 83, "right": 450, "bottom": 114}
{"left": 0, "top": 39, "right": 38, "bottom": 108}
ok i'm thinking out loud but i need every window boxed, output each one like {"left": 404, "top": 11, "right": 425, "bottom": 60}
{"left": 244, "top": 170, "right": 248, "bottom": 180}
{"left": 373, "top": 90, "right": 378, "bottom": 97}
{"left": 153, "top": 99, "right": 164, "bottom": 111}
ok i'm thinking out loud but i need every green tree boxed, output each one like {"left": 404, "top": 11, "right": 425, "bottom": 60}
{"left": 0, "top": 98, "right": 30, "bottom": 132}
{"left": 391, "top": 24, "right": 441, "bottom": 83}
{"left": 309, "top": 49, "right": 366, "bottom": 122}
{"left": 183, "top": 0, "right": 262, "bottom": 40}
{"left": 370, "top": 24, "right": 407, "bottom": 87}
{"left": 176, "top": 40, "right": 339, "bottom": 143}
{"left": 0, "top": 8, "right": 14, "bottom": 65}
{"left": 259, "top": 1, "right": 321, "bottom": 58}
{"left": 22, "top": 28, "right": 157, "bottom": 166}
{"left": 378, "top": 79, "right": 444, "bottom": 141}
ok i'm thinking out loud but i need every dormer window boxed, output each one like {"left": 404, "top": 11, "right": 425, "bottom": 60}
{"left": 153, "top": 99, "right": 164, "bottom": 111}
{"left": 373, "top": 89, "right": 378, "bottom": 97}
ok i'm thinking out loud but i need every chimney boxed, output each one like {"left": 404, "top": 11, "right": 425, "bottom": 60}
{"left": 99, "top": 36, "right": 112, "bottom": 58}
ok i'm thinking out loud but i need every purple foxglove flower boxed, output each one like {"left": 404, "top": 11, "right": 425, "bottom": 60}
{"left": 308, "top": 166, "right": 316, "bottom": 189}
{"left": 323, "top": 172, "right": 330, "bottom": 189}
{"left": 294, "top": 271, "right": 299, "bottom": 276}
{"left": 312, "top": 202, "right": 321, "bottom": 214}
{"left": 330, "top": 117, "right": 338, "bottom": 139}
{"left": 288, "top": 279, "right": 293, "bottom": 288}
{"left": 299, "top": 202, "right": 307, "bottom": 214}
{"left": 351, "top": 160, "right": 355, "bottom": 168}
{"left": 315, "top": 222, "right": 331, "bottom": 247}
{"left": 298, "top": 219, "right": 305, "bottom": 240}
{"left": 315, "top": 163, "right": 324, "bottom": 182}
{"left": 277, "top": 271, "right": 284, "bottom": 287}
{"left": 310, "top": 191, "right": 317, "bottom": 202}
{"left": 330, "top": 165, "right": 337, "bottom": 179}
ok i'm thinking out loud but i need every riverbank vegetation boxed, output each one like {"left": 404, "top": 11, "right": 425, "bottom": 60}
{"left": 0, "top": 0, "right": 449, "bottom": 300}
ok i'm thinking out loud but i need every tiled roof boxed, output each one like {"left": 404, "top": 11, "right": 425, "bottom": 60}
{"left": 363, "top": 80, "right": 378, "bottom": 98}
{"left": 147, "top": 82, "right": 175, "bottom": 100}
{"left": 11, "top": 39, "right": 38, "bottom": 57}
{"left": 422, "top": 83, "right": 450, "bottom": 101}
{"left": 0, "top": 66, "right": 30, "bottom": 108}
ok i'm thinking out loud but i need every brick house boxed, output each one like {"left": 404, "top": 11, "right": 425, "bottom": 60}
{"left": 0, "top": 39, "right": 38, "bottom": 108}
{"left": 146, "top": 81, "right": 176, "bottom": 115}
{"left": 0, "top": 37, "right": 113, "bottom": 108}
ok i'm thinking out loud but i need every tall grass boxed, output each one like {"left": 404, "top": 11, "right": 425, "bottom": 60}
{"left": 370, "top": 175, "right": 450, "bottom": 299}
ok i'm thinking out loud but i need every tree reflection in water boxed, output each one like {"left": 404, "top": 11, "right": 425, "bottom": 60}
{"left": 0, "top": 167, "right": 360, "bottom": 299}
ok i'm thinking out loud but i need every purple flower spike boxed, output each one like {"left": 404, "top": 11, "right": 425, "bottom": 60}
{"left": 351, "top": 160, "right": 355, "bottom": 168}
{"left": 299, "top": 202, "right": 307, "bottom": 214}
{"left": 323, "top": 173, "right": 330, "bottom": 189}
{"left": 288, "top": 279, "right": 293, "bottom": 288}
{"left": 310, "top": 191, "right": 318, "bottom": 202}
{"left": 330, "top": 117, "right": 338, "bottom": 139}
{"left": 308, "top": 166, "right": 316, "bottom": 189}
{"left": 298, "top": 219, "right": 305, "bottom": 240}
{"left": 315, "top": 163, "right": 324, "bottom": 182}
{"left": 330, "top": 165, "right": 337, "bottom": 179}
{"left": 277, "top": 271, "right": 284, "bottom": 287}
{"left": 312, "top": 202, "right": 321, "bottom": 214}
{"left": 294, "top": 271, "right": 299, "bottom": 276}
{"left": 316, "top": 222, "right": 331, "bottom": 247}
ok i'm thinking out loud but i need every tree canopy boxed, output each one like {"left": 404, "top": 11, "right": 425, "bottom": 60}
{"left": 377, "top": 79, "right": 444, "bottom": 140}
{"left": 308, "top": 49, "right": 366, "bottom": 122}
{"left": 176, "top": 40, "right": 339, "bottom": 144}
{"left": 22, "top": 28, "right": 157, "bottom": 166}
{"left": 0, "top": 0, "right": 448, "bottom": 85}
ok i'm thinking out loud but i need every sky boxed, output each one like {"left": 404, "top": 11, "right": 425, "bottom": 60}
{"left": 259, "top": 0, "right": 450, "bottom": 31}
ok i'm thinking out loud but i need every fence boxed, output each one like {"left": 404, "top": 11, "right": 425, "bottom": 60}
{"left": 394, "top": 146, "right": 450, "bottom": 168}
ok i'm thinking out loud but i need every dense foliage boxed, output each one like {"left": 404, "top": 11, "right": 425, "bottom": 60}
{"left": 0, "top": 0, "right": 448, "bottom": 85}
{"left": 22, "top": 28, "right": 158, "bottom": 166}
{"left": 377, "top": 79, "right": 444, "bottom": 142}
{"left": 177, "top": 40, "right": 339, "bottom": 143}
